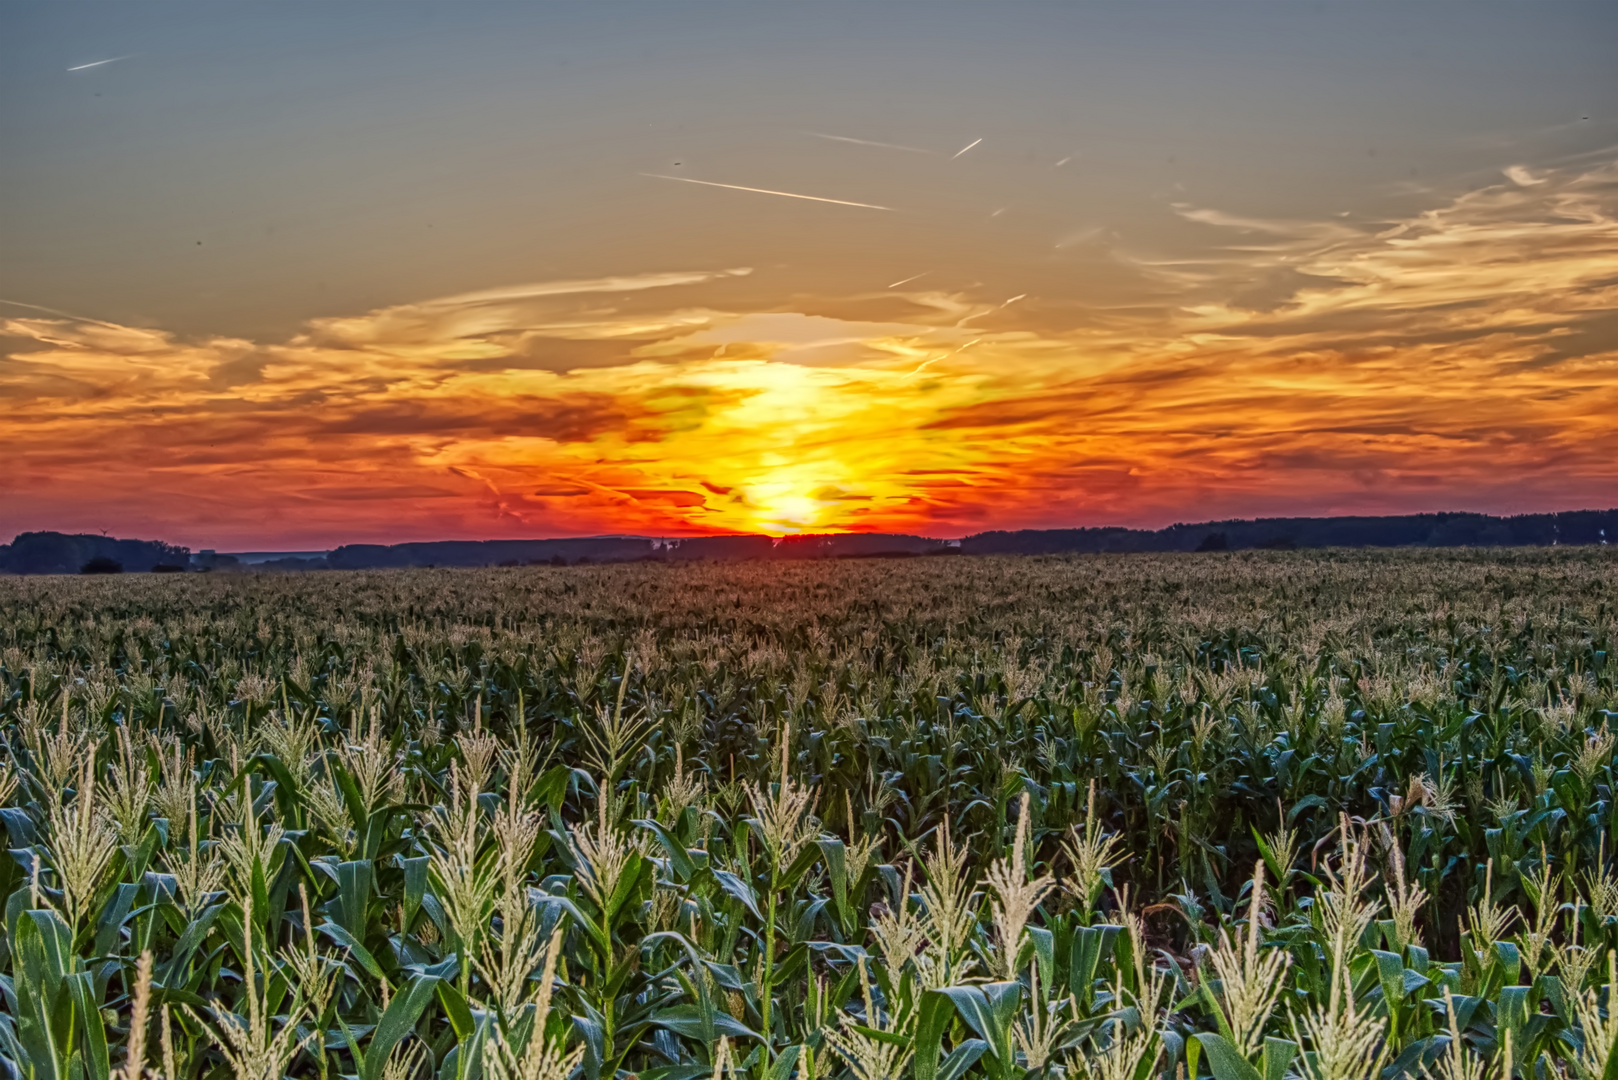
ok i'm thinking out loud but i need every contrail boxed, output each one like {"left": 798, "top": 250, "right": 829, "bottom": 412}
{"left": 642, "top": 174, "right": 893, "bottom": 211}
{"left": 888, "top": 272, "right": 930, "bottom": 289}
{"left": 808, "top": 132, "right": 934, "bottom": 154}
{"left": 67, "top": 56, "right": 131, "bottom": 72}
{"left": 952, "top": 137, "right": 984, "bottom": 159}
{"left": 907, "top": 338, "right": 980, "bottom": 378}
{"left": 0, "top": 297, "right": 135, "bottom": 331}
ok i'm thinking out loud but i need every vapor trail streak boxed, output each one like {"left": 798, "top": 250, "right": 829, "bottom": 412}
{"left": 67, "top": 56, "right": 131, "bottom": 71}
{"left": 888, "top": 272, "right": 930, "bottom": 288}
{"left": 952, "top": 137, "right": 984, "bottom": 159}
{"left": 642, "top": 174, "right": 894, "bottom": 210}
{"left": 808, "top": 132, "right": 934, "bottom": 154}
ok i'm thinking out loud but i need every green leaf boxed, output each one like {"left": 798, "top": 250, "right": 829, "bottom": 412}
{"left": 1372, "top": 949, "right": 1406, "bottom": 1009}
{"left": 397, "top": 854, "right": 430, "bottom": 931}
{"left": 937, "top": 983, "right": 1020, "bottom": 1080}
{"left": 1261, "top": 1037, "right": 1297, "bottom": 1080}
{"left": 318, "top": 920, "right": 389, "bottom": 984}
{"left": 1027, "top": 926, "right": 1055, "bottom": 989}
{"left": 333, "top": 859, "right": 375, "bottom": 939}
{"left": 638, "top": 818, "right": 698, "bottom": 882}
{"left": 914, "top": 989, "right": 957, "bottom": 1080}
{"left": 93, "top": 883, "right": 140, "bottom": 959}
{"left": 939, "top": 1039, "right": 988, "bottom": 1080}
{"left": 848, "top": 1024, "right": 911, "bottom": 1048}
{"left": 1193, "top": 1033, "right": 1261, "bottom": 1080}
{"left": 435, "top": 977, "right": 476, "bottom": 1040}
{"left": 817, "top": 838, "right": 851, "bottom": 934}
{"left": 713, "top": 870, "right": 763, "bottom": 921}
{"left": 603, "top": 850, "right": 646, "bottom": 924}
{"left": 360, "top": 973, "right": 442, "bottom": 1080}
{"left": 64, "top": 972, "right": 110, "bottom": 1080}
{"left": 1069, "top": 924, "right": 1120, "bottom": 1006}
{"left": 766, "top": 1044, "right": 802, "bottom": 1080}
{"left": 651, "top": 1003, "right": 760, "bottom": 1042}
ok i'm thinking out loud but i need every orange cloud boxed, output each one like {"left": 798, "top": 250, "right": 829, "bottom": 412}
{"left": 3, "top": 164, "right": 1616, "bottom": 548}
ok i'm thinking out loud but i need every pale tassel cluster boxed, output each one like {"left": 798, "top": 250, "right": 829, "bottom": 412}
{"left": 580, "top": 657, "right": 654, "bottom": 783}
{"left": 219, "top": 790, "right": 285, "bottom": 897}
{"left": 915, "top": 818, "right": 980, "bottom": 988}
{"left": 1516, "top": 863, "right": 1561, "bottom": 983}
{"left": 1465, "top": 861, "right": 1518, "bottom": 962}
{"left": 105, "top": 725, "right": 153, "bottom": 841}
{"left": 46, "top": 756, "right": 119, "bottom": 926}
{"left": 1290, "top": 821, "right": 1388, "bottom": 1080}
{"left": 1289, "top": 963, "right": 1388, "bottom": 1080}
{"left": 281, "top": 885, "right": 340, "bottom": 1032}
{"left": 1425, "top": 989, "right": 1486, "bottom": 1080}
{"left": 1381, "top": 830, "right": 1429, "bottom": 950}
{"left": 1072, "top": 973, "right": 1164, "bottom": 1080}
{"left": 1013, "top": 966, "right": 1075, "bottom": 1070}
{"left": 822, "top": 956, "right": 914, "bottom": 1080}
{"left": 660, "top": 743, "right": 707, "bottom": 825}
{"left": 570, "top": 787, "right": 648, "bottom": 910}
{"left": 1574, "top": 725, "right": 1615, "bottom": 783}
{"left": 1571, "top": 952, "right": 1618, "bottom": 1080}
{"left": 148, "top": 737, "right": 196, "bottom": 840}
{"left": 869, "top": 861, "right": 924, "bottom": 985}
{"left": 190, "top": 891, "right": 313, "bottom": 1080}
{"left": 479, "top": 812, "right": 548, "bottom": 1014}
{"left": 161, "top": 782, "right": 225, "bottom": 916}
{"left": 379, "top": 1041, "right": 431, "bottom": 1080}
{"left": 120, "top": 951, "right": 153, "bottom": 1080}
{"left": 985, "top": 792, "right": 1054, "bottom": 978}
{"left": 1206, "top": 863, "right": 1292, "bottom": 1059}
{"left": 482, "top": 925, "right": 585, "bottom": 1080}
{"left": 254, "top": 708, "right": 319, "bottom": 795}
{"left": 339, "top": 706, "right": 406, "bottom": 811}
{"left": 745, "top": 725, "right": 819, "bottom": 871}
{"left": 1318, "top": 821, "right": 1381, "bottom": 983}
{"left": 1063, "top": 780, "right": 1123, "bottom": 915}
{"left": 430, "top": 760, "right": 499, "bottom": 955}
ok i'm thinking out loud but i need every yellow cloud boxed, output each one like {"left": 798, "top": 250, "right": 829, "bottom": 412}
{"left": 3, "top": 161, "right": 1616, "bottom": 547}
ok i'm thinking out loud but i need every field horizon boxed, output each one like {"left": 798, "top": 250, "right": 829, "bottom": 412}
{"left": 3, "top": 505, "right": 1615, "bottom": 574}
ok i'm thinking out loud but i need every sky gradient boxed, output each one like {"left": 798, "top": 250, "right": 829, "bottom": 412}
{"left": 3, "top": 2, "right": 1616, "bottom": 548}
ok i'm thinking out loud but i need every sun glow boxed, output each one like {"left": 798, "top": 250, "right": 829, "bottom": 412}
{"left": 4, "top": 162, "right": 1617, "bottom": 547}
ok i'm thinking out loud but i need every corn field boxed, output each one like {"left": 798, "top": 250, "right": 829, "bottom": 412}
{"left": 1, "top": 549, "right": 1616, "bottom": 1080}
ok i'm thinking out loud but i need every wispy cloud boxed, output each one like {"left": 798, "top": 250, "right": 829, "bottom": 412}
{"left": 4, "top": 161, "right": 1616, "bottom": 545}
{"left": 428, "top": 269, "right": 752, "bottom": 307}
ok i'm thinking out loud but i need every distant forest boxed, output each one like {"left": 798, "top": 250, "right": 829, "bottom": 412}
{"left": 2, "top": 508, "right": 1612, "bottom": 574}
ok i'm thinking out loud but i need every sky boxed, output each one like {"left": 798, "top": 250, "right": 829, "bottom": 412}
{"left": 2, "top": 2, "right": 1616, "bottom": 549}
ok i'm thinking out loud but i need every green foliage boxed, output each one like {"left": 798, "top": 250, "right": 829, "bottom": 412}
{"left": 0, "top": 549, "right": 1615, "bottom": 1080}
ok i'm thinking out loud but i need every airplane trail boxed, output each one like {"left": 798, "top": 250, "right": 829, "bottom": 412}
{"left": 642, "top": 174, "right": 893, "bottom": 211}
{"left": 808, "top": 132, "right": 934, "bottom": 154}
{"left": 888, "top": 272, "right": 930, "bottom": 288}
{"left": 952, "top": 137, "right": 984, "bottom": 159}
{"left": 67, "top": 56, "right": 131, "bottom": 72}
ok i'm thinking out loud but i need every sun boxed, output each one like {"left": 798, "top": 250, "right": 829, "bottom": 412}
{"left": 744, "top": 467, "right": 846, "bottom": 535}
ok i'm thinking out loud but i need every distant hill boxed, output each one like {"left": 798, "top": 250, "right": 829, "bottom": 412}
{"left": 0, "top": 532, "right": 192, "bottom": 574}
{"left": 962, "top": 508, "right": 1618, "bottom": 555}
{"left": 2, "top": 509, "right": 1612, "bottom": 573}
